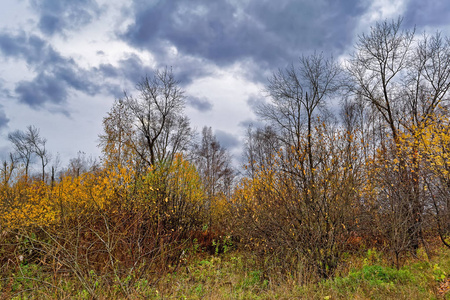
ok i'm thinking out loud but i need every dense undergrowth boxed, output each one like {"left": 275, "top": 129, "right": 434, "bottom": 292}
{"left": 1, "top": 236, "right": 449, "bottom": 299}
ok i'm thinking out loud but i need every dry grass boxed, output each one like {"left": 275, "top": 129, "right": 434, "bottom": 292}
{"left": 1, "top": 237, "right": 449, "bottom": 299}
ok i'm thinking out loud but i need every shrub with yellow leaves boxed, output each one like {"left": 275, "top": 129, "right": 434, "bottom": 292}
{"left": 232, "top": 122, "right": 362, "bottom": 279}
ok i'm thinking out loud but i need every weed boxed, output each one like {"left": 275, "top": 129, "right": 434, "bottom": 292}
{"left": 433, "top": 264, "right": 447, "bottom": 282}
{"left": 193, "top": 238, "right": 200, "bottom": 252}
{"left": 212, "top": 235, "right": 233, "bottom": 255}
{"left": 2, "top": 246, "right": 449, "bottom": 299}
{"left": 194, "top": 283, "right": 204, "bottom": 296}
{"left": 364, "top": 248, "right": 383, "bottom": 266}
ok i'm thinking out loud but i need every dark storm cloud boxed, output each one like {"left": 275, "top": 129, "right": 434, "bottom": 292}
{"left": 93, "top": 53, "right": 210, "bottom": 93}
{"left": 0, "top": 31, "right": 101, "bottom": 109}
{"left": 121, "top": 0, "right": 367, "bottom": 82}
{"left": 403, "top": 0, "right": 450, "bottom": 28}
{"left": 94, "top": 54, "right": 154, "bottom": 83}
{"left": 215, "top": 129, "right": 240, "bottom": 150}
{"left": 92, "top": 55, "right": 155, "bottom": 97}
{"left": 29, "top": 0, "right": 102, "bottom": 36}
{"left": 187, "top": 96, "right": 213, "bottom": 112}
{"left": 0, "top": 32, "right": 49, "bottom": 65}
{"left": 15, "top": 73, "right": 68, "bottom": 107}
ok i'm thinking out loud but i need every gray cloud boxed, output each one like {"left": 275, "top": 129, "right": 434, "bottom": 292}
{"left": 246, "top": 94, "right": 266, "bottom": 113}
{"left": 0, "top": 104, "right": 9, "bottom": 130}
{"left": 0, "top": 82, "right": 9, "bottom": 130}
{"left": 96, "top": 63, "right": 119, "bottom": 78}
{"left": 0, "top": 31, "right": 74, "bottom": 70}
{"left": 238, "top": 118, "right": 265, "bottom": 130}
{"left": 0, "top": 79, "right": 12, "bottom": 99}
{"left": 0, "top": 32, "right": 101, "bottom": 109}
{"left": 29, "top": 0, "right": 102, "bottom": 36}
{"left": 0, "top": 32, "right": 48, "bottom": 65}
{"left": 15, "top": 73, "right": 68, "bottom": 107}
{"left": 187, "top": 96, "right": 213, "bottom": 112}
{"left": 117, "top": 54, "right": 154, "bottom": 84}
{"left": 93, "top": 53, "right": 211, "bottom": 95}
{"left": 121, "top": 0, "right": 367, "bottom": 83}
{"left": 171, "top": 58, "right": 215, "bottom": 85}
{"left": 215, "top": 129, "right": 240, "bottom": 150}
{"left": 403, "top": 0, "right": 450, "bottom": 28}
{"left": 93, "top": 53, "right": 154, "bottom": 84}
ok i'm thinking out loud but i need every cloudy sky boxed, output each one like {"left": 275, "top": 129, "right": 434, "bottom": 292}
{"left": 0, "top": 0, "right": 449, "bottom": 168}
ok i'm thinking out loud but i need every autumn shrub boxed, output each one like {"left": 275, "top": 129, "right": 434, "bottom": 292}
{"left": 360, "top": 144, "right": 418, "bottom": 267}
{"left": 0, "top": 153, "right": 209, "bottom": 298}
{"left": 415, "top": 113, "right": 450, "bottom": 248}
{"left": 232, "top": 124, "right": 361, "bottom": 280}
{"left": 356, "top": 112, "right": 450, "bottom": 268}
{"left": 0, "top": 178, "right": 56, "bottom": 229}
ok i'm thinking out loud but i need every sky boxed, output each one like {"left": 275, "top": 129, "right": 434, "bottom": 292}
{"left": 0, "top": 0, "right": 449, "bottom": 169}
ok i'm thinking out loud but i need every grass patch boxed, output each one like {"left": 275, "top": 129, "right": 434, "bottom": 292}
{"left": 1, "top": 246, "right": 450, "bottom": 299}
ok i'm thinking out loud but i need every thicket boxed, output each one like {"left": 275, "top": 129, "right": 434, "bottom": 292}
{"left": 1, "top": 18, "right": 450, "bottom": 298}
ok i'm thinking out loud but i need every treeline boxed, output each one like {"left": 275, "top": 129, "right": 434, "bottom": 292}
{"left": 1, "top": 18, "right": 450, "bottom": 295}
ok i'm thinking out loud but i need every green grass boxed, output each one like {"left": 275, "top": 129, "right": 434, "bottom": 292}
{"left": 1, "top": 246, "right": 449, "bottom": 299}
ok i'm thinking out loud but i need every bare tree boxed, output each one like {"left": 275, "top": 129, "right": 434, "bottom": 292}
{"left": 235, "top": 53, "right": 352, "bottom": 278}
{"left": 0, "top": 153, "right": 16, "bottom": 185}
{"left": 347, "top": 18, "right": 414, "bottom": 142}
{"left": 101, "top": 67, "right": 193, "bottom": 171}
{"left": 67, "top": 151, "right": 99, "bottom": 177}
{"left": 125, "top": 67, "right": 192, "bottom": 168}
{"left": 258, "top": 52, "right": 341, "bottom": 177}
{"left": 192, "top": 127, "right": 234, "bottom": 227}
{"left": 50, "top": 153, "right": 61, "bottom": 188}
{"left": 402, "top": 32, "right": 450, "bottom": 129}
{"left": 258, "top": 52, "right": 341, "bottom": 207}
{"left": 8, "top": 125, "right": 49, "bottom": 180}
{"left": 8, "top": 130, "right": 34, "bottom": 179}
{"left": 348, "top": 18, "right": 450, "bottom": 138}
{"left": 28, "top": 126, "right": 51, "bottom": 182}
{"left": 243, "top": 125, "right": 280, "bottom": 178}
{"left": 346, "top": 18, "right": 450, "bottom": 252}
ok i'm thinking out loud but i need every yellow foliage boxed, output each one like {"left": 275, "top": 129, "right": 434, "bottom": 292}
{"left": 0, "top": 153, "right": 206, "bottom": 231}
{"left": 0, "top": 164, "right": 135, "bottom": 229}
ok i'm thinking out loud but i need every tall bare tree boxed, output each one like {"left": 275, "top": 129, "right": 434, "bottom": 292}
{"left": 192, "top": 127, "right": 234, "bottom": 228}
{"left": 236, "top": 53, "right": 352, "bottom": 278}
{"left": 0, "top": 153, "right": 16, "bottom": 185}
{"left": 8, "top": 125, "right": 49, "bottom": 180}
{"left": 28, "top": 126, "right": 50, "bottom": 182}
{"left": 347, "top": 18, "right": 414, "bottom": 143}
{"left": 347, "top": 18, "right": 450, "bottom": 252}
{"left": 258, "top": 52, "right": 341, "bottom": 203}
{"left": 258, "top": 52, "right": 341, "bottom": 177}
{"left": 100, "top": 67, "right": 193, "bottom": 170}
{"left": 243, "top": 125, "right": 280, "bottom": 178}
{"left": 347, "top": 18, "right": 450, "bottom": 138}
